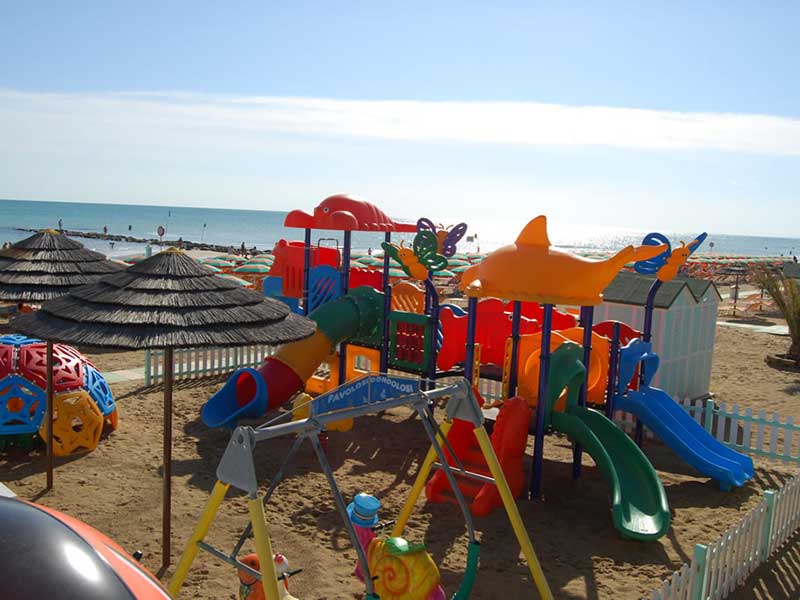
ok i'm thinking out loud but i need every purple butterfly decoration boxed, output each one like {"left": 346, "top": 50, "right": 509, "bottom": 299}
{"left": 416, "top": 218, "right": 468, "bottom": 258}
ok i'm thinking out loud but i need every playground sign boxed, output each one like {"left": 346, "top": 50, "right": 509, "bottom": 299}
{"left": 312, "top": 374, "right": 420, "bottom": 417}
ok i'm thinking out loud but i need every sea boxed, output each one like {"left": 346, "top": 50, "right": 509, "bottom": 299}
{"left": 1, "top": 198, "right": 798, "bottom": 260}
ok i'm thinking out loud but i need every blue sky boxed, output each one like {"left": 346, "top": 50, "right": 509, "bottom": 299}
{"left": 1, "top": 1, "right": 799, "bottom": 236}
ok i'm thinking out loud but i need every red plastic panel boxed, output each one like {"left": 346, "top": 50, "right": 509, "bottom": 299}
{"left": 438, "top": 299, "right": 540, "bottom": 371}
{"left": 268, "top": 240, "right": 340, "bottom": 297}
{"left": 507, "top": 301, "right": 577, "bottom": 330}
{"left": 0, "top": 344, "right": 12, "bottom": 379}
{"left": 349, "top": 267, "right": 382, "bottom": 291}
{"left": 18, "top": 342, "right": 84, "bottom": 393}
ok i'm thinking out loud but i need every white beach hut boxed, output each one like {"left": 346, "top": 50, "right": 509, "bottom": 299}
{"left": 595, "top": 271, "right": 722, "bottom": 401}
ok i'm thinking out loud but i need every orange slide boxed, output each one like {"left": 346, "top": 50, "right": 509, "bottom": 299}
{"left": 511, "top": 327, "right": 610, "bottom": 410}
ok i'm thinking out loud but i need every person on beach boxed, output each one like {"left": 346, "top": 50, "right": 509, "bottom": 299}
{"left": 103, "top": 226, "right": 108, "bottom": 235}
{"left": 240, "top": 242, "right": 246, "bottom": 256}
{"left": 368, "top": 247, "right": 372, "bottom": 255}
{"left": 58, "top": 218, "right": 63, "bottom": 231}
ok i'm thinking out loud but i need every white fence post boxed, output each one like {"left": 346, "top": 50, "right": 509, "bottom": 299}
{"left": 690, "top": 543, "right": 708, "bottom": 600}
{"left": 761, "top": 490, "right": 776, "bottom": 559}
{"left": 144, "top": 349, "right": 152, "bottom": 386}
{"left": 704, "top": 398, "right": 714, "bottom": 434}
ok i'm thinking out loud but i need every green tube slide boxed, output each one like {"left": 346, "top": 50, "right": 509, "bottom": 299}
{"left": 312, "top": 285, "right": 385, "bottom": 345}
{"left": 544, "top": 343, "right": 670, "bottom": 541}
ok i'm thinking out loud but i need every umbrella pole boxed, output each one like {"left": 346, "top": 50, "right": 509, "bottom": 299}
{"left": 162, "top": 347, "right": 174, "bottom": 571}
{"left": 46, "top": 340, "right": 54, "bottom": 491}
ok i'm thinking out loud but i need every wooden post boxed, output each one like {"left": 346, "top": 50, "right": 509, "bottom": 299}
{"left": 162, "top": 347, "right": 175, "bottom": 571}
{"left": 46, "top": 340, "right": 54, "bottom": 491}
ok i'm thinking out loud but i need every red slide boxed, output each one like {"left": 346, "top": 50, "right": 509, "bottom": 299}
{"left": 425, "top": 396, "right": 531, "bottom": 517}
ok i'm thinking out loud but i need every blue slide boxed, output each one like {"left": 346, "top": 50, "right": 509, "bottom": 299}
{"left": 616, "top": 387, "right": 754, "bottom": 491}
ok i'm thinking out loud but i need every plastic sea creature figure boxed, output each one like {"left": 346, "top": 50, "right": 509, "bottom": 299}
{"left": 460, "top": 216, "right": 668, "bottom": 306}
{"left": 284, "top": 194, "right": 417, "bottom": 231}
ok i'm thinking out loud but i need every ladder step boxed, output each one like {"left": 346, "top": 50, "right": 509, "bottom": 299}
{"left": 431, "top": 462, "right": 496, "bottom": 485}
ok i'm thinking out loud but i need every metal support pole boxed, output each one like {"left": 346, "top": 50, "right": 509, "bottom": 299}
{"left": 416, "top": 406, "right": 476, "bottom": 543}
{"left": 530, "top": 304, "right": 553, "bottom": 500}
{"left": 308, "top": 434, "right": 376, "bottom": 599}
{"left": 302, "top": 228, "right": 312, "bottom": 315}
{"left": 339, "top": 231, "right": 352, "bottom": 384}
{"left": 573, "top": 306, "right": 594, "bottom": 479}
{"left": 635, "top": 279, "right": 662, "bottom": 446}
{"left": 508, "top": 301, "right": 522, "bottom": 397}
{"left": 162, "top": 347, "right": 174, "bottom": 570}
{"left": 425, "top": 278, "right": 440, "bottom": 390}
{"left": 392, "top": 421, "right": 452, "bottom": 537}
{"left": 463, "top": 297, "right": 479, "bottom": 382}
{"left": 605, "top": 322, "right": 621, "bottom": 419}
{"left": 45, "top": 340, "right": 54, "bottom": 491}
{"left": 380, "top": 232, "right": 392, "bottom": 372}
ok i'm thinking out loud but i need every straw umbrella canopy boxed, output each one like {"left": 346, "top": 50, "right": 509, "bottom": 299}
{"left": 11, "top": 248, "right": 315, "bottom": 569}
{"left": 0, "top": 230, "right": 125, "bottom": 303}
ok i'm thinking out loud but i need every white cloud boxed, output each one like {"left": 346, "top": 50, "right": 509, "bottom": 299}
{"left": 2, "top": 88, "right": 800, "bottom": 155}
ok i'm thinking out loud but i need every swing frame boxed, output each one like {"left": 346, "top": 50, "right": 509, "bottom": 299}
{"left": 168, "top": 376, "right": 552, "bottom": 600}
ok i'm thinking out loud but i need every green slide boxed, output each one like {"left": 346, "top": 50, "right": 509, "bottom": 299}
{"left": 544, "top": 343, "right": 670, "bottom": 541}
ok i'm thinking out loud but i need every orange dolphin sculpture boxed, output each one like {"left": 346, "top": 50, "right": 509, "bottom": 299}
{"left": 460, "top": 216, "right": 668, "bottom": 306}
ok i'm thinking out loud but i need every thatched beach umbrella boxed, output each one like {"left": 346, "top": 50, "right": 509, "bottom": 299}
{"left": 0, "top": 229, "right": 124, "bottom": 303}
{"left": 11, "top": 248, "right": 315, "bottom": 569}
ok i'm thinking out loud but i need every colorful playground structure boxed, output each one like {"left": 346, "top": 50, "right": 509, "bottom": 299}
{"left": 0, "top": 334, "right": 117, "bottom": 455}
{"left": 181, "top": 195, "right": 754, "bottom": 597}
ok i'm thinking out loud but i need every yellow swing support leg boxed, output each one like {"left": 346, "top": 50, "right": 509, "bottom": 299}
{"left": 391, "top": 421, "right": 452, "bottom": 538}
{"left": 473, "top": 425, "right": 553, "bottom": 600}
{"left": 168, "top": 480, "right": 230, "bottom": 597}
{"left": 249, "top": 496, "right": 283, "bottom": 600}
{"left": 168, "top": 482, "right": 283, "bottom": 600}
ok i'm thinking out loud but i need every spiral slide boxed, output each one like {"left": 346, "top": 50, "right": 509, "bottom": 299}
{"left": 542, "top": 343, "right": 670, "bottom": 541}
{"left": 201, "top": 286, "right": 385, "bottom": 429}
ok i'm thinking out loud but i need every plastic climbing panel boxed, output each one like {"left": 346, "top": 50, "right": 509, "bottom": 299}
{"left": 84, "top": 364, "right": 115, "bottom": 416}
{"left": 18, "top": 342, "right": 84, "bottom": 393}
{"left": 388, "top": 311, "right": 433, "bottom": 374}
{"left": 0, "top": 375, "right": 46, "bottom": 435}
{"left": 391, "top": 281, "right": 426, "bottom": 314}
{"left": 308, "top": 265, "right": 342, "bottom": 313}
{"left": 40, "top": 391, "right": 104, "bottom": 456}
{"left": 0, "top": 344, "right": 12, "bottom": 380}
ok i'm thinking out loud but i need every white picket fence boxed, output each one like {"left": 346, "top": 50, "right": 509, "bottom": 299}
{"left": 615, "top": 397, "right": 800, "bottom": 465}
{"left": 647, "top": 475, "right": 800, "bottom": 600}
{"left": 144, "top": 344, "right": 275, "bottom": 386}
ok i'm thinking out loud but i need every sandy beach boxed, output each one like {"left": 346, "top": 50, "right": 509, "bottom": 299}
{"left": 0, "top": 317, "right": 797, "bottom": 600}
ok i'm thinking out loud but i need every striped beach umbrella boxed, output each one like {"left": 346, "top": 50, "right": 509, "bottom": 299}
{"left": 218, "top": 274, "right": 253, "bottom": 287}
{"left": 234, "top": 264, "right": 271, "bottom": 274}
{"left": 200, "top": 258, "right": 234, "bottom": 268}
{"left": 433, "top": 269, "right": 456, "bottom": 278}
